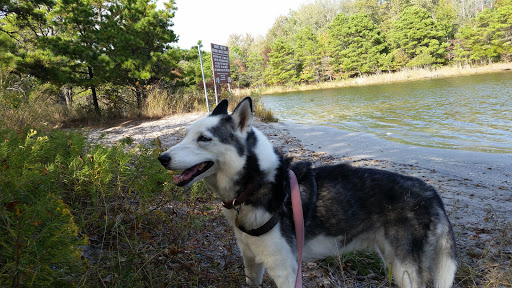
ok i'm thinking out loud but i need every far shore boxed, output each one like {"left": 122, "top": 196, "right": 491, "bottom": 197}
{"left": 234, "top": 62, "right": 512, "bottom": 96}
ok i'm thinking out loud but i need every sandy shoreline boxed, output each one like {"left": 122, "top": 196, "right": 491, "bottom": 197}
{"left": 273, "top": 122, "right": 511, "bottom": 188}
{"left": 88, "top": 112, "right": 512, "bottom": 284}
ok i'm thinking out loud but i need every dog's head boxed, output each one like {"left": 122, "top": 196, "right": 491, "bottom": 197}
{"left": 158, "top": 97, "right": 254, "bottom": 187}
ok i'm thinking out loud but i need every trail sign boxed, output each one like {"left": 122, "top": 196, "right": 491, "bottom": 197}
{"left": 211, "top": 43, "right": 231, "bottom": 84}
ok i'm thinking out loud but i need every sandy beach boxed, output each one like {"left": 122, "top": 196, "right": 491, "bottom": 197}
{"left": 88, "top": 112, "right": 512, "bottom": 286}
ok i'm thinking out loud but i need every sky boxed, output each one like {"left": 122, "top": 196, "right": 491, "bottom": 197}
{"left": 160, "top": 0, "right": 312, "bottom": 50}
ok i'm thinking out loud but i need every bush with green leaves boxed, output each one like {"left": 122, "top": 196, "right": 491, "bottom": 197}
{"left": 0, "top": 127, "right": 175, "bottom": 287}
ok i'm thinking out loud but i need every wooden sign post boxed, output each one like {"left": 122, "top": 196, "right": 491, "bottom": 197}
{"left": 211, "top": 43, "right": 231, "bottom": 104}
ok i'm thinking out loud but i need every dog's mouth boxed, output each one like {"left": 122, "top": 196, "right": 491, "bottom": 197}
{"left": 173, "top": 161, "right": 214, "bottom": 187}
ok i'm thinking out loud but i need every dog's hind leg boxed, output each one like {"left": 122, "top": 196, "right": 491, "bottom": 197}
{"left": 391, "top": 259, "right": 425, "bottom": 288}
{"left": 432, "top": 222, "right": 457, "bottom": 288}
{"left": 374, "top": 234, "right": 424, "bottom": 288}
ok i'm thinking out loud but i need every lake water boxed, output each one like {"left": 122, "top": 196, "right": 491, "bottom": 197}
{"left": 261, "top": 72, "right": 512, "bottom": 153}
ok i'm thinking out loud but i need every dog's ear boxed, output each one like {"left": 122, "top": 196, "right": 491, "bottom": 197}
{"left": 211, "top": 99, "right": 229, "bottom": 116}
{"left": 231, "top": 97, "right": 253, "bottom": 134}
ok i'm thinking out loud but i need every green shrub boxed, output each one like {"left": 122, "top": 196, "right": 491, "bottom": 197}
{"left": 0, "top": 127, "right": 177, "bottom": 287}
{"left": 0, "top": 129, "right": 86, "bottom": 287}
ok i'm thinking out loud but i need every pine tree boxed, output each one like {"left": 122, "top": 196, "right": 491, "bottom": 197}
{"left": 265, "top": 38, "right": 297, "bottom": 85}
{"left": 98, "top": 0, "right": 179, "bottom": 108}
{"left": 326, "top": 13, "right": 348, "bottom": 76}
{"left": 327, "top": 13, "right": 388, "bottom": 77}
{"left": 455, "top": 8, "right": 501, "bottom": 63}
{"left": 493, "top": 0, "right": 512, "bottom": 58}
{"left": 434, "top": 0, "right": 458, "bottom": 40}
{"left": 294, "top": 26, "right": 322, "bottom": 83}
{"left": 389, "top": 6, "right": 449, "bottom": 68}
{"left": 4, "top": 0, "right": 179, "bottom": 114}
{"left": 246, "top": 51, "right": 265, "bottom": 87}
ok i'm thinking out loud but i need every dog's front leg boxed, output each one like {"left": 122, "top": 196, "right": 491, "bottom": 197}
{"left": 243, "top": 254, "right": 265, "bottom": 286}
{"left": 236, "top": 233, "right": 265, "bottom": 286}
{"left": 237, "top": 229, "right": 297, "bottom": 288}
{"left": 261, "top": 246, "right": 297, "bottom": 288}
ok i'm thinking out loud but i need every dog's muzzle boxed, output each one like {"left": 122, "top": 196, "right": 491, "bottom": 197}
{"left": 158, "top": 153, "right": 171, "bottom": 168}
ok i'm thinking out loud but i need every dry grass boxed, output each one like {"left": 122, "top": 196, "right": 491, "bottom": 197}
{"left": 0, "top": 94, "right": 69, "bottom": 131}
{"left": 1, "top": 85, "right": 277, "bottom": 133}
{"left": 141, "top": 87, "right": 207, "bottom": 118}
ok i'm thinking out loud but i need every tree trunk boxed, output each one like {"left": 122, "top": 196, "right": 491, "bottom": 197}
{"left": 135, "top": 82, "right": 147, "bottom": 110}
{"left": 136, "top": 88, "right": 143, "bottom": 110}
{"left": 58, "top": 85, "right": 73, "bottom": 107}
{"left": 87, "top": 66, "right": 101, "bottom": 116}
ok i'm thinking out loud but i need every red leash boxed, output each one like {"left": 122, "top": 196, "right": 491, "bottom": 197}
{"left": 289, "top": 170, "right": 304, "bottom": 288}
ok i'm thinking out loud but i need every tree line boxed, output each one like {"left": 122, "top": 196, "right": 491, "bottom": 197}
{"left": 228, "top": 0, "right": 512, "bottom": 87}
{"left": 1, "top": 0, "right": 511, "bottom": 116}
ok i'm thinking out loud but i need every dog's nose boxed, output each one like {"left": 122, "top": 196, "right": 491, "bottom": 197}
{"left": 158, "top": 154, "right": 171, "bottom": 167}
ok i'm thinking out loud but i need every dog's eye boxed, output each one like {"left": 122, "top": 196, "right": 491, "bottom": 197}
{"left": 198, "top": 135, "right": 212, "bottom": 142}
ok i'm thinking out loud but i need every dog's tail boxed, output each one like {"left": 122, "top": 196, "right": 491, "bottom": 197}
{"left": 433, "top": 220, "right": 457, "bottom": 288}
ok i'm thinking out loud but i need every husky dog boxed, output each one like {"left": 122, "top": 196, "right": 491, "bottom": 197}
{"left": 158, "top": 97, "right": 457, "bottom": 288}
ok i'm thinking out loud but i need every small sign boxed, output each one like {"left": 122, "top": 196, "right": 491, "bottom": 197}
{"left": 211, "top": 43, "right": 231, "bottom": 84}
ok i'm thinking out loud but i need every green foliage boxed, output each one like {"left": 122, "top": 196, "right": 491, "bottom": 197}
{"left": 327, "top": 13, "right": 388, "bottom": 76}
{"left": 2, "top": 0, "right": 512, "bottom": 108}
{"left": 222, "top": 0, "right": 511, "bottom": 86}
{"left": 246, "top": 51, "right": 265, "bottom": 87}
{"left": 0, "top": 31, "right": 16, "bottom": 69}
{"left": 434, "top": 0, "right": 458, "bottom": 40}
{"left": 95, "top": 0, "right": 180, "bottom": 106}
{"left": 178, "top": 44, "right": 213, "bottom": 87}
{"left": 2, "top": 0, "right": 179, "bottom": 114}
{"left": 294, "top": 26, "right": 323, "bottom": 83}
{"left": 456, "top": 0, "right": 512, "bottom": 63}
{"left": 454, "top": 4, "right": 505, "bottom": 63}
{"left": 494, "top": 0, "right": 512, "bottom": 58}
{"left": 0, "top": 129, "right": 86, "bottom": 287}
{"left": 327, "top": 13, "right": 349, "bottom": 75}
{"left": 389, "top": 6, "right": 449, "bottom": 68}
{"left": 0, "top": 126, "right": 178, "bottom": 287}
{"left": 265, "top": 38, "right": 298, "bottom": 85}
{"left": 0, "top": 0, "right": 56, "bottom": 37}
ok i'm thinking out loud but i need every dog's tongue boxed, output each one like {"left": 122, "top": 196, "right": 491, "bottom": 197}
{"left": 173, "top": 164, "right": 200, "bottom": 184}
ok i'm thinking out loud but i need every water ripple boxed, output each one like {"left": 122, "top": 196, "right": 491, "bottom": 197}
{"left": 261, "top": 72, "right": 512, "bottom": 153}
